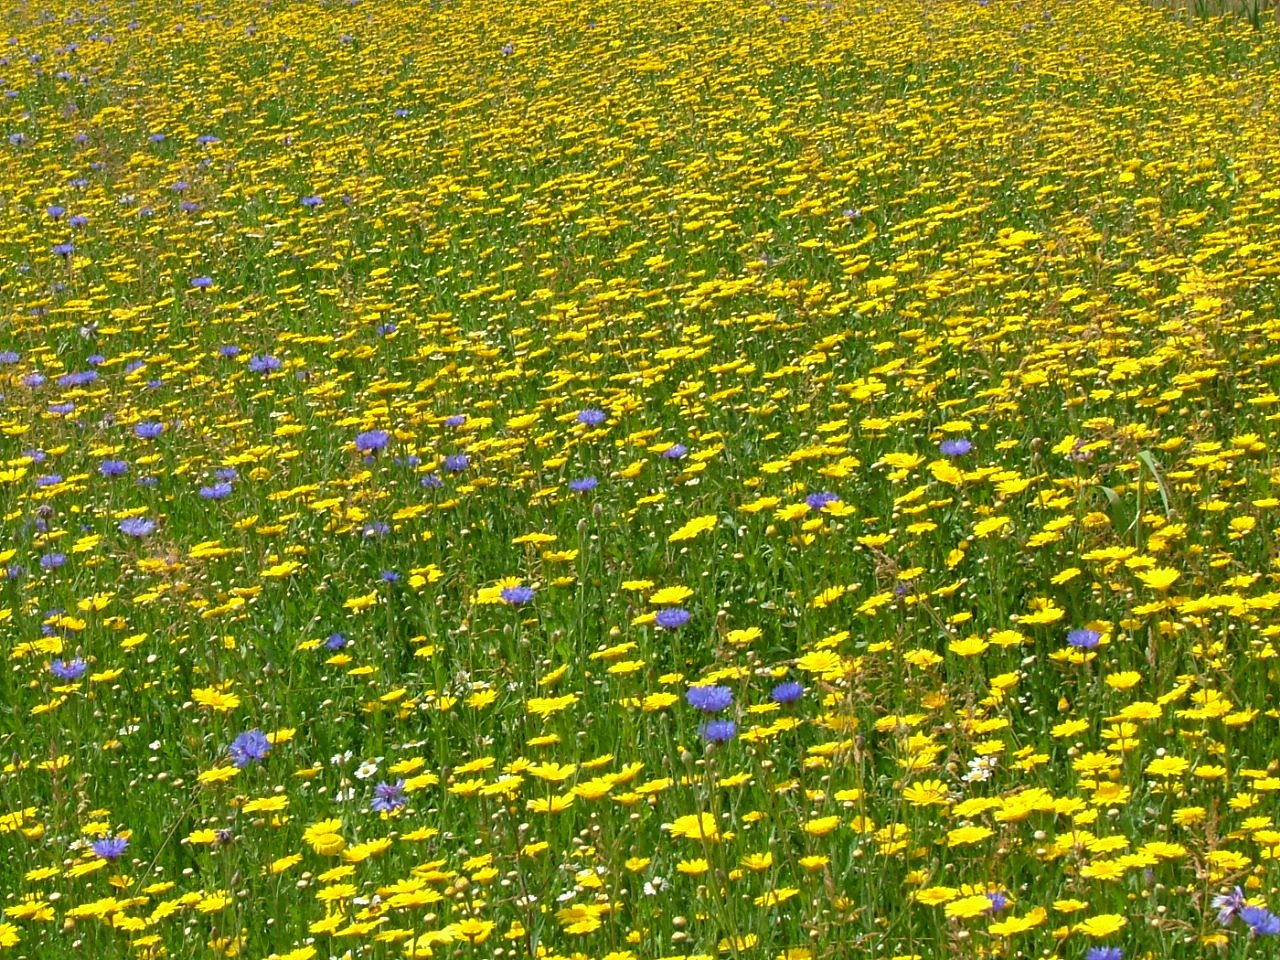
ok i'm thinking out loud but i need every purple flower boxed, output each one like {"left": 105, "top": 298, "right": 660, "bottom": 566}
{"left": 421, "top": 473, "right": 443, "bottom": 488}
{"left": 380, "top": 570, "right": 400, "bottom": 583}
{"left": 199, "top": 481, "right": 233, "bottom": 500}
{"left": 662, "top": 444, "right": 687, "bottom": 459}
{"left": 229, "top": 729, "right": 271, "bottom": 768}
{"left": 325, "top": 633, "right": 348, "bottom": 650}
{"left": 576, "top": 408, "right": 606, "bottom": 426}
{"left": 1213, "top": 887, "right": 1247, "bottom": 926}
{"left": 354, "top": 429, "right": 390, "bottom": 454}
{"left": 805, "top": 491, "right": 840, "bottom": 511}
{"left": 248, "top": 354, "right": 281, "bottom": 373}
{"left": 52, "top": 242, "right": 75, "bottom": 257}
{"left": 699, "top": 719, "right": 737, "bottom": 743}
{"left": 0, "top": 350, "right": 19, "bottom": 364}
{"left": 50, "top": 657, "right": 87, "bottom": 680}
{"left": 47, "top": 205, "right": 65, "bottom": 219}
{"left": 1241, "top": 905, "right": 1280, "bottom": 937}
{"left": 300, "top": 195, "right": 323, "bottom": 208}
{"left": 91, "top": 835, "right": 129, "bottom": 861}
{"left": 99, "top": 459, "right": 128, "bottom": 477}
{"left": 568, "top": 476, "right": 598, "bottom": 492}
{"left": 218, "top": 344, "right": 240, "bottom": 357}
{"left": 40, "top": 552, "right": 67, "bottom": 570}
{"left": 49, "top": 402, "right": 75, "bottom": 415}
{"left": 654, "top": 607, "right": 690, "bottom": 630}
{"left": 444, "top": 414, "right": 466, "bottom": 427}
{"left": 940, "top": 438, "right": 972, "bottom": 457}
{"left": 35, "top": 474, "right": 63, "bottom": 488}
{"left": 1085, "top": 949, "right": 1122, "bottom": 960}
{"left": 500, "top": 42, "right": 514, "bottom": 55}
{"left": 770, "top": 680, "right": 804, "bottom": 704}
{"left": 500, "top": 585, "right": 535, "bottom": 605}
{"left": 686, "top": 685, "right": 733, "bottom": 713}
{"left": 986, "top": 890, "right": 1009, "bottom": 914}
{"left": 21, "top": 372, "right": 45, "bottom": 387}
{"left": 134, "top": 421, "right": 164, "bottom": 439}
{"left": 1067, "top": 628, "right": 1100, "bottom": 650}
{"left": 443, "top": 454, "right": 469, "bottom": 472}
{"left": 190, "top": 275, "right": 213, "bottom": 288}
{"left": 118, "top": 517, "right": 155, "bottom": 537}
{"left": 371, "top": 779, "right": 406, "bottom": 813}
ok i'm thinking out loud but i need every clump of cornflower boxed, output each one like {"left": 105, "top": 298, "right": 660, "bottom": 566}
{"left": 686, "top": 685, "right": 733, "bottom": 713}
{"left": 654, "top": 607, "right": 691, "bottom": 630}
{"left": 91, "top": 836, "right": 129, "bottom": 861}
{"left": 1067, "top": 628, "right": 1101, "bottom": 650}
{"left": 576, "top": 408, "right": 606, "bottom": 426}
{"left": 199, "top": 481, "right": 233, "bottom": 500}
{"left": 700, "top": 720, "right": 737, "bottom": 743}
{"left": 371, "top": 779, "right": 407, "bottom": 813}
{"left": 662, "top": 443, "right": 687, "bottom": 459}
{"left": 300, "top": 195, "right": 323, "bottom": 208}
{"left": 325, "top": 633, "right": 348, "bottom": 651}
{"left": 444, "top": 413, "right": 466, "bottom": 427}
{"left": 443, "top": 454, "right": 469, "bottom": 472}
{"left": 940, "top": 438, "right": 972, "bottom": 457}
{"left": 40, "top": 552, "right": 66, "bottom": 570}
{"left": 1085, "top": 949, "right": 1122, "bottom": 960}
{"left": 248, "top": 354, "right": 281, "bottom": 373}
{"left": 118, "top": 517, "right": 155, "bottom": 537}
{"left": 500, "top": 585, "right": 535, "bottom": 605}
{"left": 986, "top": 890, "right": 1009, "bottom": 914}
{"left": 190, "top": 275, "right": 213, "bottom": 289}
{"left": 354, "top": 429, "right": 390, "bottom": 455}
{"left": 770, "top": 680, "right": 804, "bottom": 704}
{"left": 229, "top": 729, "right": 271, "bottom": 768}
{"left": 134, "top": 421, "right": 164, "bottom": 439}
{"left": 50, "top": 657, "right": 87, "bottom": 681}
{"left": 568, "top": 476, "right": 598, "bottom": 492}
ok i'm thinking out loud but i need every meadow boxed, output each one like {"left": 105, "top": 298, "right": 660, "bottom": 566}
{"left": 0, "top": 0, "right": 1279, "bottom": 957}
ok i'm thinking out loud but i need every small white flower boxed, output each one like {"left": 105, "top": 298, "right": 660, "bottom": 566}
{"left": 354, "top": 760, "right": 380, "bottom": 781}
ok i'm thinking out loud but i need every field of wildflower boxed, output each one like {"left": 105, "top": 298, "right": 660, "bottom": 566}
{"left": 2, "top": 0, "right": 1280, "bottom": 957}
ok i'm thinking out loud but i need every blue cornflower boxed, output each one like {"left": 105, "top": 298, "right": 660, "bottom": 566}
{"left": 229, "top": 729, "right": 271, "bottom": 768}
{"left": 324, "top": 633, "right": 348, "bottom": 651}
{"left": 443, "top": 454, "right": 469, "bottom": 472}
{"left": 40, "top": 552, "right": 67, "bottom": 570}
{"left": 770, "top": 680, "right": 804, "bottom": 704}
{"left": 444, "top": 414, "right": 466, "bottom": 427}
{"left": 806, "top": 491, "right": 840, "bottom": 511}
{"left": 500, "top": 585, "right": 535, "bottom": 605}
{"left": 1085, "top": 949, "right": 1123, "bottom": 960}
{"left": 0, "top": 351, "right": 18, "bottom": 364}
{"left": 47, "top": 205, "right": 65, "bottom": 219}
{"left": 686, "top": 685, "right": 733, "bottom": 713}
{"left": 699, "top": 720, "right": 737, "bottom": 743}
{"left": 355, "top": 429, "right": 390, "bottom": 454}
{"left": 218, "top": 344, "right": 240, "bottom": 357}
{"left": 134, "top": 421, "right": 164, "bottom": 439}
{"left": 22, "top": 372, "right": 45, "bottom": 387}
{"left": 190, "top": 275, "right": 213, "bottom": 288}
{"left": 1213, "top": 887, "right": 1246, "bottom": 926}
{"left": 35, "top": 474, "right": 63, "bottom": 488}
{"left": 568, "top": 476, "right": 598, "bottom": 492}
{"left": 248, "top": 354, "right": 281, "bottom": 373}
{"left": 363, "top": 521, "right": 390, "bottom": 537}
{"left": 986, "top": 890, "right": 1009, "bottom": 914}
{"left": 662, "top": 444, "right": 687, "bottom": 459}
{"left": 199, "top": 481, "right": 233, "bottom": 500}
{"left": 300, "top": 195, "right": 323, "bottom": 208}
{"left": 380, "top": 570, "right": 400, "bottom": 583}
{"left": 654, "top": 607, "right": 691, "bottom": 630}
{"left": 49, "top": 402, "right": 75, "bottom": 415}
{"left": 214, "top": 467, "right": 238, "bottom": 481}
{"left": 52, "top": 242, "right": 75, "bottom": 257}
{"left": 50, "top": 658, "right": 87, "bottom": 680}
{"left": 940, "top": 438, "right": 973, "bottom": 457}
{"left": 68, "top": 214, "right": 88, "bottom": 228}
{"left": 118, "top": 517, "right": 155, "bottom": 537}
{"left": 576, "top": 408, "right": 606, "bottom": 426}
{"left": 1241, "top": 905, "right": 1280, "bottom": 937}
{"left": 1067, "top": 628, "right": 1101, "bottom": 650}
{"left": 91, "top": 835, "right": 129, "bottom": 861}
{"left": 371, "top": 779, "right": 407, "bottom": 813}
{"left": 99, "top": 459, "right": 128, "bottom": 477}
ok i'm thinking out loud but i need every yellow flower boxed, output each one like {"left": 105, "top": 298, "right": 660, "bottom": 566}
{"left": 191, "top": 685, "right": 241, "bottom": 713}
{"left": 1074, "top": 914, "right": 1127, "bottom": 937}
{"left": 666, "top": 812, "right": 719, "bottom": 841}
